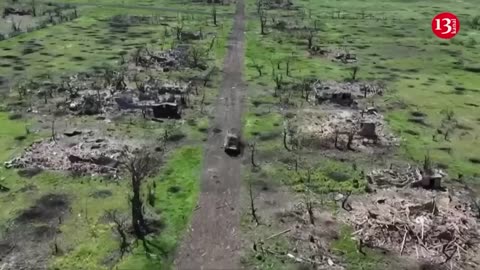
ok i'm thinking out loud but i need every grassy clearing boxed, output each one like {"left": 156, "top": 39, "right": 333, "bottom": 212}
{"left": 0, "top": 3, "right": 232, "bottom": 89}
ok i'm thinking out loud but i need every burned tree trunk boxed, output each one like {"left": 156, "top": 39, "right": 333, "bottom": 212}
{"left": 106, "top": 210, "right": 130, "bottom": 258}
{"left": 346, "top": 131, "right": 355, "bottom": 150}
{"left": 248, "top": 180, "right": 260, "bottom": 225}
{"left": 304, "top": 168, "right": 315, "bottom": 225}
{"left": 131, "top": 177, "right": 147, "bottom": 238}
{"left": 121, "top": 147, "right": 161, "bottom": 244}
{"left": 250, "top": 141, "right": 259, "bottom": 168}
{"left": 307, "top": 30, "right": 314, "bottom": 49}
{"left": 31, "top": 0, "right": 36, "bottom": 17}
{"left": 283, "top": 126, "right": 292, "bottom": 152}
{"left": 259, "top": 10, "right": 267, "bottom": 35}
{"left": 212, "top": 5, "right": 217, "bottom": 26}
{"left": 350, "top": 66, "right": 359, "bottom": 81}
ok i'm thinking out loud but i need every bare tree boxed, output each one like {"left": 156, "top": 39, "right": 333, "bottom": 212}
{"left": 121, "top": 147, "right": 161, "bottom": 249}
{"left": 303, "top": 167, "right": 315, "bottom": 225}
{"left": 286, "top": 56, "right": 293, "bottom": 77}
{"left": 15, "top": 81, "right": 28, "bottom": 100}
{"left": 249, "top": 140, "right": 259, "bottom": 168}
{"left": 273, "top": 74, "right": 283, "bottom": 96}
{"left": 51, "top": 117, "right": 56, "bottom": 142}
{"left": 259, "top": 10, "right": 267, "bottom": 35}
{"left": 200, "top": 88, "right": 206, "bottom": 113}
{"left": 360, "top": 84, "right": 368, "bottom": 98}
{"left": 106, "top": 210, "right": 130, "bottom": 258}
{"left": 188, "top": 46, "right": 205, "bottom": 68}
{"left": 283, "top": 120, "right": 293, "bottom": 152}
{"left": 250, "top": 59, "right": 264, "bottom": 77}
{"left": 248, "top": 179, "right": 260, "bottom": 225}
{"left": 334, "top": 129, "right": 340, "bottom": 149}
{"left": 256, "top": 0, "right": 263, "bottom": 14}
{"left": 341, "top": 191, "right": 353, "bottom": 211}
{"left": 350, "top": 66, "right": 359, "bottom": 81}
{"left": 175, "top": 22, "right": 184, "bottom": 41}
{"left": 306, "top": 30, "right": 314, "bottom": 49}
{"left": 31, "top": 0, "right": 36, "bottom": 17}
{"left": 147, "top": 184, "right": 156, "bottom": 207}
{"left": 212, "top": 5, "right": 217, "bottom": 26}
{"left": 207, "top": 35, "right": 217, "bottom": 54}
{"left": 440, "top": 108, "right": 457, "bottom": 141}
{"left": 346, "top": 129, "right": 355, "bottom": 150}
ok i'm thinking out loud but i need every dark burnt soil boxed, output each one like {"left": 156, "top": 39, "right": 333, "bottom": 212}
{"left": 0, "top": 194, "right": 70, "bottom": 270}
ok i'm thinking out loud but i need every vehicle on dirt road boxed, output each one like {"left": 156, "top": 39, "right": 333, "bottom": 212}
{"left": 223, "top": 128, "right": 241, "bottom": 156}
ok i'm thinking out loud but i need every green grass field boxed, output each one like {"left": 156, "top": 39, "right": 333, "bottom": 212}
{"left": 242, "top": 0, "right": 480, "bottom": 268}
{"left": 244, "top": 0, "right": 480, "bottom": 179}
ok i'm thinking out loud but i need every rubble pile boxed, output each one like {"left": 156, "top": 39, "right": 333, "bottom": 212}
{"left": 344, "top": 188, "right": 480, "bottom": 268}
{"left": 263, "top": 0, "right": 294, "bottom": 10}
{"left": 46, "top": 73, "right": 191, "bottom": 119}
{"left": 296, "top": 108, "right": 398, "bottom": 150}
{"left": 309, "top": 47, "right": 357, "bottom": 63}
{"left": 368, "top": 165, "right": 447, "bottom": 190}
{"left": 312, "top": 80, "right": 385, "bottom": 107}
{"left": 4, "top": 132, "right": 125, "bottom": 177}
{"left": 132, "top": 46, "right": 188, "bottom": 71}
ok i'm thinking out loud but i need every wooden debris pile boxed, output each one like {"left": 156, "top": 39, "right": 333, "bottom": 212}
{"left": 368, "top": 162, "right": 447, "bottom": 190}
{"left": 312, "top": 80, "right": 385, "bottom": 107}
{"left": 295, "top": 108, "right": 398, "bottom": 151}
{"left": 345, "top": 188, "right": 480, "bottom": 268}
{"left": 309, "top": 47, "right": 357, "bottom": 63}
{"left": 132, "top": 46, "right": 188, "bottom": 71}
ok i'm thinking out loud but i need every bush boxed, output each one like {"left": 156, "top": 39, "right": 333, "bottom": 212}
{"left": 470, "top": 15, "right": 480, "bottom": 30}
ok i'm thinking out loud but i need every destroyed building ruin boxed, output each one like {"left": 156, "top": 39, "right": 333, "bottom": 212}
{"left": 295, "top": 108, "right": 398, "bottom": 151}
{"left": 4, "top": 131, "right": 126, "bottom": 177}
{"left": 312, "top": 80, "right": 384, "bottom": 107}
{"left": 342, "top": 162, "right": 480, "bottom": 269}
{"left": 309, "top": 47, "right": 357, "bottom": 63}
{"left": 132, "top": 45, "right": 189, "bottom": 72}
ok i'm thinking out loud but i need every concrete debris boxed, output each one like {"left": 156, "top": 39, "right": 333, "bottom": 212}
{"left": 132, "top": 46, "right": 188, "bottom": 72}
{"left": 343, "top": 188, "right": 480, "bottom": 268}
{"left": 296, "top": 108, "right": 398, "bottom": 150}
{"left": 4, "top": 134, "right": 126, "bottom": 177}
{"left": 368, "top": 165, "right": 447, "bottom": 190}
{"left": 51, "top": 73, "right": 191, "bottom": 119}
{"left": 312, "top": 80, "right": 385, "bottom": 107}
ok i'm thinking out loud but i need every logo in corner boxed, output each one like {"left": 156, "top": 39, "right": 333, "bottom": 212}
{"left": 432, "top": 12, "right": 460, "bottom": 39}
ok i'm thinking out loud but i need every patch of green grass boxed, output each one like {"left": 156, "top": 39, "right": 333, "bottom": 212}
{"left": 0, "top": 112, "right": 40, "bottom": 161}
{"left": 332, "top": 226, "right": 384, "bottom": 270}
{"left": 0, "top": 5, "right": 232, "bottom": 87}
{"left": 269, "top": 158, "right": 365, "bottom": 194}
{"left": 245, "top": 111, "right": 282, "bottom": 139}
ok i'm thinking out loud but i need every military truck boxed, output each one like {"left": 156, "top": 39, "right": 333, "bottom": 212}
{"left": 223, "top": 128, "right": 241, "bottom": 156}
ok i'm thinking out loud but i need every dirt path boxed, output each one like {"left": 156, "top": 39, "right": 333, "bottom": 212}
{"left": 174, "top": 0, "right": 246, "bottom": 269}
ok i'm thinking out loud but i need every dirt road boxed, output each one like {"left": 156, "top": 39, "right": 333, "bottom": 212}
{"left": 174, "top": 0, "right": 246, "bottom": 269}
